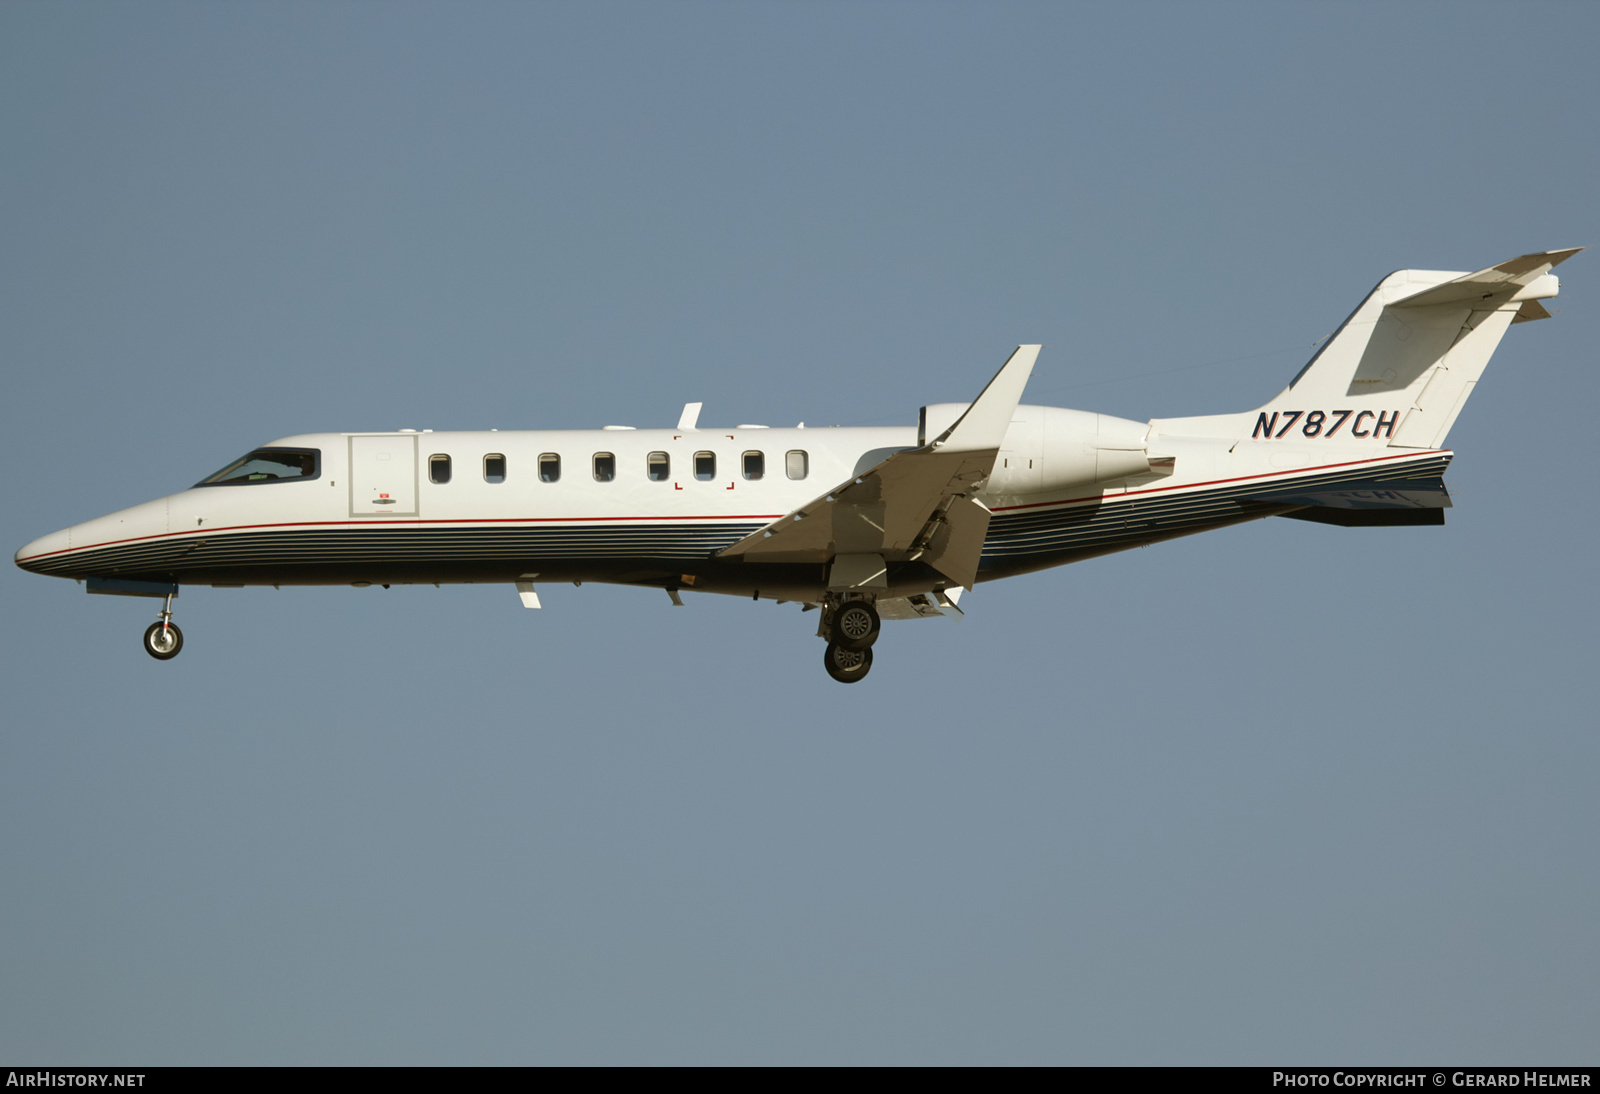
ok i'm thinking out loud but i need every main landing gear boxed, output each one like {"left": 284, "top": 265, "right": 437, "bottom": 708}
{"left": 821, "top": 597, "right": 880, "bottom": 683}
{"left": 142, "top": 592, "right": 183, "bottom": 661}
{"left": 823, "top": 642, "right": 873, "bottom": 683}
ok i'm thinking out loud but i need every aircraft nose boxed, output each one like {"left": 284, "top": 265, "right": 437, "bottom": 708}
{"left": 15, "top": 528, "right": 72, "bottom": 574}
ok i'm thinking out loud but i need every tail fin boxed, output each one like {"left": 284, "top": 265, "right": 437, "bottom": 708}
{"left": 1265, "top": 248, "right": 1579, "bottom": 448}
{"left": 1155, "top": 249, "right": 1580, "bottom": 448}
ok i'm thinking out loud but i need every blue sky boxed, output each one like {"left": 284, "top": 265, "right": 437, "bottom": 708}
{"left": 3, "top": 1, "right": 1597, "bottom": 1064}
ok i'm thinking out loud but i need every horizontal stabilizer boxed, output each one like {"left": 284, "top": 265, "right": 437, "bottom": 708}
{"left": 1388, "top": 247, "right": 1581, "bottom": 309}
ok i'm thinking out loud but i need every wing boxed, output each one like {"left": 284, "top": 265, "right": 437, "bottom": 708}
{"left": 715, "top": 345, "right": 1041, "bottom": 590}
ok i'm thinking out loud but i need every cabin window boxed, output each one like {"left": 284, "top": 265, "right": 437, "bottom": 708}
{"left": 429, "top": 454, "right": 452, "bottom": 484}
{"left": 647, "top": 451, "right": 670, "bottom": 481}
{"left": 484, "top": 454, "right": 506, "bottom": 483}
{"left": 694, "top": 451, "right": 716, "bottom": 481}
{"left": 539, "top": 453, "right": 561, "bottom": 483}
{"left": 786, "top": 450, "right": 808, "bottom": 480}
{"left": 195, "top": 447, "right": 320, "bottom": 487}
{"left": 593, "top": 452, "right": 616, "bottom": 482}
{"left": 742, "top": 451, "right": 765, "bottom": 480}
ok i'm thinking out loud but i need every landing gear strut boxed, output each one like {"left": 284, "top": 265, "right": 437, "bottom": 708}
{"left": 142, "top": 593, "right": 183, "bottom": 661}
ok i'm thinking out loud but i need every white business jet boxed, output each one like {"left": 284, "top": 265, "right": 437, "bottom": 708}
{"left": 16, "top": 249, "right": 1579, "bottom": 682}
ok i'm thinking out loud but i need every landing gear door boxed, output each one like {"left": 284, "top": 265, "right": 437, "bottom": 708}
{"left": 349, "top": 435, "right": 418, "bottom": 516}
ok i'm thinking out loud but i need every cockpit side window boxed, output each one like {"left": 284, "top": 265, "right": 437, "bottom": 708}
{"left": 196, "top": 447, "right": 320, "bottom": 487}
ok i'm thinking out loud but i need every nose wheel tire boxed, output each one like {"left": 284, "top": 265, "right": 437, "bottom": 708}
{"left": 143, "top": 621, "right": 184, "bottom": 660}
{"left": 824, "top": 641, "right": 873, "bottom": 683}
{"left": 832, "top": 600, "right": 880, "bottom": 651}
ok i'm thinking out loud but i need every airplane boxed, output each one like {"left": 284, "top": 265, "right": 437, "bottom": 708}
{"left": 14, "top": 248, "right": 1580, "bottom": 682}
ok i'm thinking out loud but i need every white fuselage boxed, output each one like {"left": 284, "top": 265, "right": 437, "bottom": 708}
{"left": 16, "top": 406, "right": 1451, "bottom": 603}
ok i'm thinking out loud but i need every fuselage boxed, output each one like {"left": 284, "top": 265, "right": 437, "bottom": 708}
{"left": 15, "top": 407, "right": 1452, "bottom": 604}
{"left": 16, "top": 249, "right": 1568, "bottom": 677}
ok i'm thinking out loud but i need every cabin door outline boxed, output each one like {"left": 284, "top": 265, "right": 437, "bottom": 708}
{"left": 349, "top": 435, "right": 419, "bottom": 517}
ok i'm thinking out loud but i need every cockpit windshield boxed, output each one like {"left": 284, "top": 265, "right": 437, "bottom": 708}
{"left": 196, "top": 447, "right": 320, "bottom": 486}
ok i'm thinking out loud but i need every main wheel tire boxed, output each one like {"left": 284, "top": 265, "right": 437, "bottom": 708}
{"left": 143, "top": 621, "right": 183, "bottom": 661}
{"left": 832, "top": 600, "right": 880, "bottom": 651}
{"left": 823, "top": 641, "right": 873, "bottom": 684}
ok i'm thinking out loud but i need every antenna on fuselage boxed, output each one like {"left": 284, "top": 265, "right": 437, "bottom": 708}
{"left": 677, "top": 402, "right": 703, "bottom": 431}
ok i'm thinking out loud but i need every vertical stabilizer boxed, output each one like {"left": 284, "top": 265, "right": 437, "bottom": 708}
{"left": 1152, "top": 249, "right": 1579, "bottom": 448}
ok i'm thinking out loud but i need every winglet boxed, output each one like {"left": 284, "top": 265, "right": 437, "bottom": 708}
{"left": 934, "top": 345, "right": 1041, "bottom": 452}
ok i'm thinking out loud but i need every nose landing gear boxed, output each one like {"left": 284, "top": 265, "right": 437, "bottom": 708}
{"left": 142, "top": 593, "right": 183, "bottom": 660}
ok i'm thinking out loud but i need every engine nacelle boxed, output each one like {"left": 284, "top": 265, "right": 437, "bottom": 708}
{"left": 920, "top": 402, "right": 1167, "bottom": 496}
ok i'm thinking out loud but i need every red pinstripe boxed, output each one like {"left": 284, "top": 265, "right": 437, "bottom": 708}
{"left": 18, "top": 449, "right": 1449, "bottom": 564}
